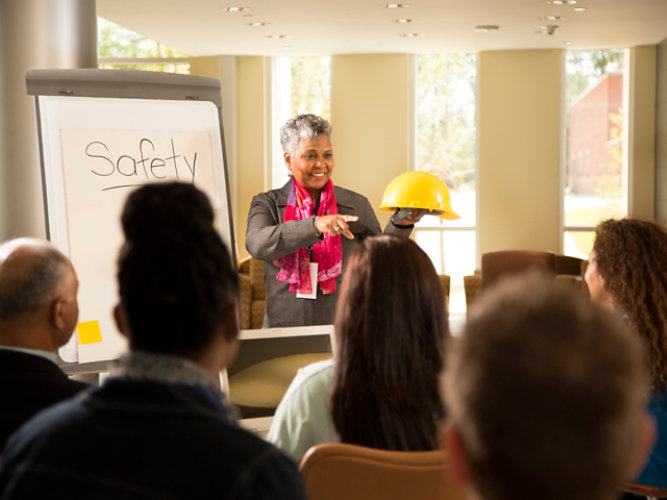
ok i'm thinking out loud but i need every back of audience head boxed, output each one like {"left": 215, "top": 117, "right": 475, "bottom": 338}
{"left": 0, "top": 238, "right": 78, "bottom": 351}
{"left": 586, "top": 217, "right": 667, "bottom": 391}
{"left": 443, "top": 272, "right": 653, "bottom": 500}
{"left": 116, "top": 182, "right": 239, "bottom": 360}
{"left": 331, "top": 233, "right": 448, "bottom": 451}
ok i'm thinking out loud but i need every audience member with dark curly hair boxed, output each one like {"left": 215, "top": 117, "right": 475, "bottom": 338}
{"left": 268, "top": 234, "right": 448, "bottom": 462}
{"left": 0, "top": 182, "right": 307, "bottom": 500}
{"left": 586, "top": 217, "right": 667, "bottom": 489}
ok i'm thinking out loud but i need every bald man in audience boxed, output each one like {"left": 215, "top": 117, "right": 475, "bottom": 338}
{"left": 442, "top": 273, "right": 655, "bottom": 500}
{"left": 0, "top": 238, "right": 87, "bottom": 450}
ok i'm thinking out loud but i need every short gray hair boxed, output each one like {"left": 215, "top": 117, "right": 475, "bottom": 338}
{"left": 0, "top": 241, "right": 70, "bottom": 321}
{"left": 280, "top": 114, "right": 332, "bottom": 154}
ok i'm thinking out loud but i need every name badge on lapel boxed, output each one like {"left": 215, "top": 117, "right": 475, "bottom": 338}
{"left": 296, "top": 262, "right": 318, "bottom": 299}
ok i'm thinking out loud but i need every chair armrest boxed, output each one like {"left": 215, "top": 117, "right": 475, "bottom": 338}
{"left": 621, "top": 481, "right": 667, "bottom": 498}
{"left": 238, "top": 274, "right": 252, "bottom": 330}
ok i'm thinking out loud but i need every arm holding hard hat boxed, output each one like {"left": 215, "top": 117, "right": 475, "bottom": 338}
{"left": 379, "top": 171, "right": 461, "bottom": 223}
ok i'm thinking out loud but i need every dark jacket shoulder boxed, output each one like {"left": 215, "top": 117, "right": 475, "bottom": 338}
{"left": 0, "top": 379, "right": 306, "bottom": 500}
{"left": 0, "top": 349, "right": 88, "bottom": 449}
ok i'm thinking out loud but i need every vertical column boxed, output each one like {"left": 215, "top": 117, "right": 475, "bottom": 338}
{"left": 0, "top": 0, "right": 96, "bottom": 240}
{"left": 331, "top": 54, "right": 413, "bottom": 228}
{"left": 190, "top": 56, "right": 238, "bottom": 241}
{"left": 656, "top": 39, "right": 667, "bottom": 225}
{"left": 625, "top": 45, "right": 657, "bottom": 220}
{"left": 235, "top": 56, "right": 271, "bottom": 260}
{"left": 477, "top": 49, "right": 561, "bottom": 258}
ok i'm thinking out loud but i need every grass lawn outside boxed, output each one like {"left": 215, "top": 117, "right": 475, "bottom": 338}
{"left": 564, "top": 202, "right": 623, "bottom": 256}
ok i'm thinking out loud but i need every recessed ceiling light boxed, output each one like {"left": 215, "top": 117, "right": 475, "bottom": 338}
{"left": 565, "top": 41, "right": 573, "bottom": 45}
{"left": 399, "top": 32, "right": 423, "bottom": 38}
{"left": 386, "top": 3, "right": 409, "bottom": 8}
{"left": 221, "top": 6, "right": 250, "bottom": 12}
{"left": 538, "top": 24, "right": 559, "bottom": 35}
{"left": 546, "top": 0, "right": 576, "bottom": 4}
{"left": 573, "top": 6, "right": 586, "bottom": 11}
{"left": 539, "top": 15, "right": 566, "bottom": 21}
{"left": 266, "top": 34, "right": 289, "bottom": 39}
{"left": 474, "top": 25, "right": 500, "bottom": 33}
{"left": 247, "top": 21, "right": 270, "bottom": 27}
{"left": 393, "top": 18, "right": 413, "bottom": 24}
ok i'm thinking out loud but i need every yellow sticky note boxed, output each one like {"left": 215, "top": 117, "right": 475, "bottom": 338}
{"left": 77, "top": 321, "right": 102, "bottom": 344}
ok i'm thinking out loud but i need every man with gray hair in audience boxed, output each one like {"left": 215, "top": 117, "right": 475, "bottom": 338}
{"left": 442, "top": 272, "right": 656, "bottom": 500}
{"left": 0, "top": 238, "right": 87, "bottom": 450}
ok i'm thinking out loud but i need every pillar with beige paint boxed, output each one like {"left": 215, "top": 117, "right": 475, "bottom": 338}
{"left": 190, "top": 56, "right": 240, "bottom": 254}
{"left": 331, "top": 54, "right": 413, "bottom": 228}
{"left": 0, "top": 0, "right": 96, "bottom": 240}
{"left": 477, "top": 49, "right": 561, "bottom": 257}
{"left": 626, "top": 45, "right": 656, "bottom": 220}
{"left": 657, "top": 39, "right": 667, "bottom": 225}
{"left": 234, "top": 56, "right": 271, "bottom": 260}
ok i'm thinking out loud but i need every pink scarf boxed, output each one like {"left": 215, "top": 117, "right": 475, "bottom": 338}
{"left": 276, "top": 179, "right": 342, "bottom": 295}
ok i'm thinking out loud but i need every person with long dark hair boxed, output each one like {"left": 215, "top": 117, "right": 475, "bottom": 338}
{"left": 0, "top": 182, "right": 306, "bottom": 499}
{"left": 585, "top": 217, "right": 667, "bottom": 490}
{"left": 268, "top": 234, "right": 448, "bottom": 462}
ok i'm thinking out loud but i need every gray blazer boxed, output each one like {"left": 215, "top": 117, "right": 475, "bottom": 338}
{"left": 246, "top": 180, "right": 411, "bottom": 327}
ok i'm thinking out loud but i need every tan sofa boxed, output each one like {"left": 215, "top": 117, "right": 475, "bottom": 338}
{"left": 238, "top": 256, "right": 267, "bottom": 330}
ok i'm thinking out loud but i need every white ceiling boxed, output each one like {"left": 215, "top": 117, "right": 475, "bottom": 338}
{"left": 96, "top": 0, "right": 667, "bottom": 57}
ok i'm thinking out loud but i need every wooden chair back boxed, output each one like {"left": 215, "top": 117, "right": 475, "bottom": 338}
{"left": 299, "top": 443, "right": 466, "bottom": 500}
{"left": 481, "top": 250, "right": 556, "bottom": 289}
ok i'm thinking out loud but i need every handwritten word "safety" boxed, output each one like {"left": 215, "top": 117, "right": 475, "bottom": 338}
{"left": 85, "top": 138, "right": 198, "bottom": 190}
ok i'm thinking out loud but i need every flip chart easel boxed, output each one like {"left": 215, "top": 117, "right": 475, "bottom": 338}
{"left": 26, "top": 68, "right": 235, "bottom": 367}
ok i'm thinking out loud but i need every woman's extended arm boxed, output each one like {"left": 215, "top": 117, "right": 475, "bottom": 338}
{"left": 245, "top": 191, "right": 322, "bottom": 262}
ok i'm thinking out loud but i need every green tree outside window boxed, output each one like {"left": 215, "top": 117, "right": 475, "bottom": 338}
{"left": 97, "top": 17, "right": 190, "bottom": 74}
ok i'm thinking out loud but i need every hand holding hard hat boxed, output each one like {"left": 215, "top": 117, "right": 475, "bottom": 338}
{"left": 380, "top": 171, "right": 460, "bottom": 224}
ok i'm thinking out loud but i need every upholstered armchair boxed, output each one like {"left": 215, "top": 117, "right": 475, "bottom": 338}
{"left": 463, "top": 253, "right": 589, "bottom": 315}
{"left": 239, "top": 257, "right": 451, "bottom": 327}
{"left": 238, "top": 256, "right": 267, "bottom": 330}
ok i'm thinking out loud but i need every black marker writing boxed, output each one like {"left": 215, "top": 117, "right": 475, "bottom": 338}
{"left": 84, "top": 137, "right": 199, "bottom": 190}
{"left": 85, "top": 142, "right": 115, "bottom": 176}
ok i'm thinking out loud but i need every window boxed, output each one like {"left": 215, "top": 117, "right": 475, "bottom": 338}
{"left": 97, "top": 17, "right": 190, "bottom": 74}
{"left": 271, "top": 56, "right": 331, "bottom": 189}
{"left": 414, "top": 53, "right": 477, "bottom": 316}
{"left": 563, "top": 49, "right": 626, "bottom": 258}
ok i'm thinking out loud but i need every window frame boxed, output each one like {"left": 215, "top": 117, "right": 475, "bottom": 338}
{"left": 559, "top": 49, "right": 629, "bottom": 258}
{"left": 411, "top": 53, "right": 479, "bottom": 316}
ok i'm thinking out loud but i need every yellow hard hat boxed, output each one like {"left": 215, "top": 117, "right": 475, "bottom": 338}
{"left": 380, "top": 171, "right": 460, "bottom": 220}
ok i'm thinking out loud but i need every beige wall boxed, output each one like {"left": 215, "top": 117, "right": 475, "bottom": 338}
{"left": 228, "top": 54, "right": 413, "bottom": 258}
{"left": 331, "top": 54, "right": 413, "bottom": 228}
{"left": 477, "top": 50, "right": 562, "bottom": 257}
{"left": 235, "top": 56, "right": 271, "bottom": 260}
{"left": 196, "top": 47, "right": 663, "bottom": 264}
{"left": 190, "top": 56, "right": 240, "bottom": 255}
{"left": 656, "top": 38, "right": 667, "bottom": 224}
{"left": 627, "top": 45, "right": 657, "bottom": 220}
